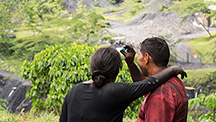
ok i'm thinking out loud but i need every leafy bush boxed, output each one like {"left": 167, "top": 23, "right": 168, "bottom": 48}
{"left": 188, "top": 93, "right": 216, "bottom": 122}
{"left": 21, "top": 43, "right": 97, "bottom": 113}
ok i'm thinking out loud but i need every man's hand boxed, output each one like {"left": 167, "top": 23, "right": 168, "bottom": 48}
{"left": 120, "top": 45, "right": 136, "bottom": 64}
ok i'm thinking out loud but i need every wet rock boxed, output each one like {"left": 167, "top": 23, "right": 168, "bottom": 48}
{"left": 0, "top": 70, "right": 32, "bottom": 113}
{"left": 7, "top": 85, "right": 31, "bottom": 113}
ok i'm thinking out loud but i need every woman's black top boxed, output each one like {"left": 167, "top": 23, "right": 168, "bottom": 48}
{"left": 59, "top": 77, "right": 160, "bottom": 122}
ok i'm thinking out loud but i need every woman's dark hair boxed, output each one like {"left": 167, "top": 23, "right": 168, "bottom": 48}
{"left": 90, "top": 47, "right": 122, "bottom": 88}
{"left": 140, "top": 37, "right": 170, "bottom": 67}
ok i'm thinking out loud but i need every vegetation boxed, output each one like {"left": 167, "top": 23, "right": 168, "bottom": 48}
{"left": 188, "top": 93, "right": 216, "bottom": 122}
{"left": 95, "top": 0, "right": 147, "bottom": 23}
{"left": 1, "top": 0, "right": 216, "bottom": 121}
{"left": 0, "top": 107, "right": 136, "bottom": 122}
{"left": 186, "top": 33, "right": 216, "bottom": 64}
{"left": 0, "top": 0, "right": 109, "bottom": 75}
{"left": 166, "top": 0, "right": 216, "bottom": 37}
{"left": 0, "top": 98, "right": 8, "bottom": 111}
{"left": 183, "top": 68, "right": 216, "bottom": 95}
{"left": 0, "top": 108, "right": 59, "bottom": 122}
{"left": 20, "top": 43, "right": 97, "bottom": 113}
{"left": 19, "top": 42, "right": 143, "bottom": 119}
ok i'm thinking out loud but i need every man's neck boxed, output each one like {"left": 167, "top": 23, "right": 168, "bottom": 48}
{"left": 148, "top": 66, "right": 167, "bottom": 77}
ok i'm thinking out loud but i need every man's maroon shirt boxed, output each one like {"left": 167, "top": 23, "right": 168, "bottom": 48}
{"left": 135, "top": 77, "right": 188, "bottom": 122}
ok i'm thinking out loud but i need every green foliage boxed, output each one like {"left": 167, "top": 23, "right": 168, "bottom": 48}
{"left": 10, "top": 33, "right": 67, "bottom": 60}
{"left": 188, "top": 93, "right": 216, "bottom": 122}
{"left": 187, "top": 115, "right": 195, "bottom": 122}
{"left": 0, "top": 98, "right": 8, "bottom": 111}
{"left": 204, "top": 93, "right": 216, "bottom": 110}
{"left": 66, "top": 1, "right": 109, "bottom": 43}
{"left": 166, "top": 0, "right": 216, "bottom": 37}
{"left": 109, "top": 0, "right": 117, "bottom": 5}
{"left": 183, "top": 68, "right": 216, "bottom": 95}
{"left": 101, "top": 35, "right": 112, "bottom": 41}
{"left": 17, "top": 0, "right": 66, "bottom": 34}
{"left": 199, "top": 112, "right": 215, "bottom": 122}
{"left": 0, "top": 0, "right": 17, "bottom": 55}
{"left": 20, "top": 43, "right": 144, "bottom": 118}
{"left": 123, "top": 2, "right": 145, "bottom": 16}
{"left": 0, "top": 107, "right": 59, "bottom": 122}
{"left": 167, "top": 0, "right": 214, "bottom": 19}
{"left": 21, "top": 43, "right": 97, "bottom": 113}
{"left": 186, "top": 33, "right": 216, "bottom": 64}
{"left": 185, "top": 68, "right": 216, "bottom": 121}
{"left": 104, "top": 0, "right": 146, "bottom": 23}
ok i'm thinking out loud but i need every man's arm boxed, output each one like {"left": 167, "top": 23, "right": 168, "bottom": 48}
{"left": 120, "top": 45, "right": 147, "bottom": 82}
{"left": 126, "top": 62, "right": 147, "bottom": 82}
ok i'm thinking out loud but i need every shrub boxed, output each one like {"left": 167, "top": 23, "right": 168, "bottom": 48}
{"left": 21, "top": 43, "right": 97, "bottom": 113}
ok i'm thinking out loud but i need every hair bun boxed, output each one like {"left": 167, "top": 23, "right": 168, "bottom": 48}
{"left": 93, "top": 75, "right": 105, "bottom": 88}
{"left": 92, "top": 70, "right": 105, "bottom": 88}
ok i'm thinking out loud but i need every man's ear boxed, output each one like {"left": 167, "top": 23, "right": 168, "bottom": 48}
{"left": 144, "top": 53, "right": 150, "bottom": 65}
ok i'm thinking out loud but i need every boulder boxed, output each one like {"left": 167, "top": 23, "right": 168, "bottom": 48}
{"left": 0, "top": 70, "right": 32, "bottom": 113}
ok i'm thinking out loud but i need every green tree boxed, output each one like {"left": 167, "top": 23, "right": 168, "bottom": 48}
{"left": 0, "top": 0, "right": 17, "bottom": 55}
{"left": 66, "top": 1, "right": 110, "bottom": 43}
{"left": 18, "top": 0, "right": 65, "bottom": 35}
{"left": 166, "top": 0, "right": 216, "bottom": 37}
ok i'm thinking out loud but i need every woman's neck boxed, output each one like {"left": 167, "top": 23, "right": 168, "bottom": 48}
{"left": 83, "top": 80, "right": 93, "bottom": 84}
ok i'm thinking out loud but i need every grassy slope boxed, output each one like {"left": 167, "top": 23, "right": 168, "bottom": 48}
{"left": 95, "top": 0, "right": 147, "bottom": 23}
{"left": 183, "top": 68, "right": 216, "bottom": 94}
{"left": 0, "top": 18, "right": 73, "bottom": 75}
{"left": 186, "top": 33, "right": 216, "bottom": 64}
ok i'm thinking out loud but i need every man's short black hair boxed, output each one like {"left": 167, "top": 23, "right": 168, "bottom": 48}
{"left": 140, "top": 37, "right": 170, "bottom": 67}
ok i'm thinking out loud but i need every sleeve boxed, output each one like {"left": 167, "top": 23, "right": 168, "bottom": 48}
{"left": 144, "top": 90, "right": 175, "bottom": 122}
{"left": 109, "top": 77, "right": 166, "bottom": 103}
{"left": 59, "top": 94, "right": 68, "bottom": 122}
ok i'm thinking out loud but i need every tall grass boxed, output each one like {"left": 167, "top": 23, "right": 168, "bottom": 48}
{"left": 0, "top": 109, "right": 59, "bottom": 122}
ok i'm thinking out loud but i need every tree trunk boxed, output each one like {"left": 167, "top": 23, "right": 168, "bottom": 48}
{"left": 207, "top": 17, "right": 211, "bottom": 27}
{"left": 193, "top": 15, "right": 212, "bottom": 37}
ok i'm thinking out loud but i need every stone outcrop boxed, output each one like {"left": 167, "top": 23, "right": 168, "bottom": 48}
{"left": 0, "top": 70, "right": 32, "bottom": 113}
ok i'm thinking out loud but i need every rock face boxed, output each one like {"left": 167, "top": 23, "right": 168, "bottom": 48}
{"left": 107, "top": 0, "right": 203, "bottom": 44}
{"left": 0, "top": 70, "right": 32, "bottom": 113}
{"left": 132, "top": 0, "right": 202, "bottom": 37}
{"left": 64, "top": 0, "right": 121, "bottom": 14}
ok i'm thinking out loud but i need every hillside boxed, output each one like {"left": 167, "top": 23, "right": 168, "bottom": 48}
{"left": 104, "top": 0, "right": 216, "bottom": 69}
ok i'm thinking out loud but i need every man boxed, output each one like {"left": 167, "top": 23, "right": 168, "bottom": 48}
{"left": 121, "top": 37, "right": 188, "bottom": 122}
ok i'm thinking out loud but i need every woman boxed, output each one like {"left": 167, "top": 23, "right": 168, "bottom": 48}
{"left": 59, "top": 47, "right": 186, "bottom": 122}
